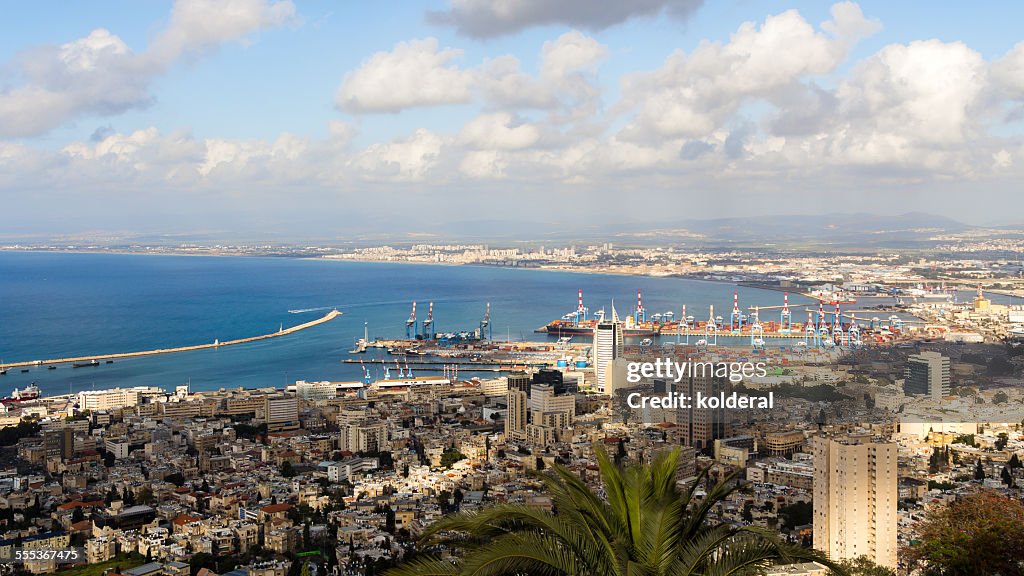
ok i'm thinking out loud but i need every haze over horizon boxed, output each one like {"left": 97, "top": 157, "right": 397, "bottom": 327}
{"left": 2, "top": 0, "right": 1024, "bottom": 238}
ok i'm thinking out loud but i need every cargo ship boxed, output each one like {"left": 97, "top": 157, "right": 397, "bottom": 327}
{"left": 536, "top": 290, "right": 662, "bottom": 338}
{"left": 2, "top": 384, "right": 40, "bottom": 404}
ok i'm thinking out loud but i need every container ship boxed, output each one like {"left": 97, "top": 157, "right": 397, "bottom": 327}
{"left": 536, "top": 290, "right": 663, "bottom": 338}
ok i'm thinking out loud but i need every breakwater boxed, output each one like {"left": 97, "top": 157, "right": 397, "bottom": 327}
{"left": 1, "top": 309, "right": 341, "bottom": 370}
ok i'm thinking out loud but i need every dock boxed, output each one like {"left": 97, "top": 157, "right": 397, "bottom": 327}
{"left": 0, "top": 309, "right": 342, "bottom": 370}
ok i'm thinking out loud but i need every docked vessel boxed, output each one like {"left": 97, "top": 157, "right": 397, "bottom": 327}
{"left": 73, "top": 360, "right": 100, "bottom": 368}
{"left": 2, "top": 384, "right": 40, "bottom": 404}
{"left": 536, "top": 289, "right": 663, "bottom": 338}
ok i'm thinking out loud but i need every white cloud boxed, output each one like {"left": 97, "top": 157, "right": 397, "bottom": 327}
{"left": 459, "top": 113, "right": 540, "bottom": 150}
{"left": 826, "top": 40, "right": 987, "bottom": 170}
{"left": 337, "top": 32, "right": 607, "bottom": 118}
{"left": 0, "top": 0, "right": 294, "bottom": 138}
{"left": 619, "top": 2, "right": 878, "bottom": 139}
{"left": 427, "top": 0, "right": 702, "bottom": 38}
{"left": 336, "top": 39, "right": 475, "bottom": 113}
{"left": 350, "top": 129, "right": 445, "bottom": 181}
{"left": 148, "top": 0, "right": 296, "bottom": 64}
{"left": 991, "top": 42, "right": 1024, "bottom": 98}
{"left": 459, "top": 150, "right": 505, "bottom": 178}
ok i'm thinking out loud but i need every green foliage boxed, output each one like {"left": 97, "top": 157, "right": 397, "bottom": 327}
{"left": 904, "top": 490, "right": 1024, "bottom": 576}
{"left": 280, "top": 460, "right": 297, "bottom": 478}
{"left": 778, "top": 500, "right": 813, "bottom": 531}
{"left": 829, "top": 556, "right": 896, "bottom": 576}
{"left": 0, "top": 419, "right": 40, "bottom": 446}
{"left": 953, "top": 434, "right": 977, "bottom": 447}
{"left": 386, "top": 445, "right": 839, "bottom": 576}
{"left": 439, "top": 448, "right": 466, "bottom": 470}
{"left": 995, "top": 432, "right": 1009, "bottom": 451}
{"left": 189, "top": 552, "right": 216, "bottom": 576}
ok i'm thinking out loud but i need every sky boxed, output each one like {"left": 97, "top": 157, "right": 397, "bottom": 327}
{"left": 1, "top": 0, "right": 1023, "bottom": 240}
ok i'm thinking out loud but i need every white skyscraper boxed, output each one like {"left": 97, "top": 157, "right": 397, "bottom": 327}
{"left": 593, "top": 304, "right": 623, "bottom": 393}
{"left": 813, "top": 435, "right": 898, "bottom": 569}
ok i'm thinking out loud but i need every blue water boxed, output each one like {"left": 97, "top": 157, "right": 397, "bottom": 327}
{"left": 0, "top": 251, "right": 854, "bottom": 395}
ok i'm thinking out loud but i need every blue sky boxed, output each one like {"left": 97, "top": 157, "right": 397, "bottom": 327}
{"left": 1, "top": 1, "right": 1023, "bottom": 238}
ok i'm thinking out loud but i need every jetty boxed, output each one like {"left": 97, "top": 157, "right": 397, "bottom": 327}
{"left": 0, "top": 309, "right": 342, "bottom": 370}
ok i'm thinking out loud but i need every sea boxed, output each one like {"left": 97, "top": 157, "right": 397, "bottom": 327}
{"left": 0, "top": 251, "right": 1013, "bottom": 397}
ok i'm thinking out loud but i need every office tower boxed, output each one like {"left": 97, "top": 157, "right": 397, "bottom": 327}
{"left": 529, "top": 384, "right": 576, "bottom": 425}
{"left": 813, "top": 435, "right": 898, "bottom": 569}
{"left": 507, "top": 371, "right": 532, "bottom": 395}
{"left": 673, "top": 373, "right": 732, "bottom": 451}
{"left": 593, "top": 305, "right": 624, "bottom": 393}
{"left": 264, "top": 395, "right": 299, "bottom": 430}
{"left": 43, "top": 428, "right": 74, "bottom": 460}
{"left": 533, "top": 368, "right": 574, "bottom": 394}
{"left": 903, "top": 351, "right": 950, "bottom": 399}
{"left": 505, "top": 389, "right": 528, "bottom": 440}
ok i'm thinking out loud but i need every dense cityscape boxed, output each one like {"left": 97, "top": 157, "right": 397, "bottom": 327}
{"left": 2, "top": 240, "right": 1024, "bottom": 576}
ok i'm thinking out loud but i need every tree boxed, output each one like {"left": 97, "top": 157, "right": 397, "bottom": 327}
{"left": 975, "top": 459, "right": 986, "bottom": 481}
{"left": 1001, "top": 466, "right": 1014, "bottom": 487}
{"left": 904, "top": 490, "right": 1024, "bottom": 576}
{"left": 830, "top": 555, "right": 896, "bottom": 576}
{"left": 995, "top": 432, "right": 1009, "bottom": 451}
{"left": 189, "top": 552, "right": 216, "bottom": 576}
{"left": 1010, "top": 453, "right": 1023, "bottom": 469}
{"left": 439, "top": 449, "right": 466, "bottom": 470}
{"left": 778, "top": 500, "right": 813, "bottom": 531}
{"left": 280, "top": 461, "right": 297, "bottom": 478}
{"left": 386, "top": 445, "right": 837, "bottom": 576}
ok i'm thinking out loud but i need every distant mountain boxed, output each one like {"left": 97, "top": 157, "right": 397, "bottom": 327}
{"left": 393, "top": 212, "right": 972, "bottom": 248}
{"left": 0, "top": 212, "right": 983, "bottom": 249}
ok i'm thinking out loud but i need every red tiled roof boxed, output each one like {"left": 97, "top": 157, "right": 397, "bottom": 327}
{"left": 57, "top": 500, "right": 103, "bottom": 511}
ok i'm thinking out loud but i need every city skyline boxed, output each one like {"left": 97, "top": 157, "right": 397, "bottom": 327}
{"left": 2, "top": 0, "right": 1024, "bottom": 238}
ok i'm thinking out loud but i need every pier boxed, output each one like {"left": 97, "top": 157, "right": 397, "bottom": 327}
{"left": 0, "top": 309, "right": 342, "bottom": 370}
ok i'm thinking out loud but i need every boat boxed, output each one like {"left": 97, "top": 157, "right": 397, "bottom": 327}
{"left": 2, "top": 384, "right": 40, "bottom": 404}
{"left": 106, "top": 360, "right": 114, "bottom": 364}
{"left": 539, "top": 319, "right": 658, "bottom": 338}
{"left": 47, "top": 365, "right": 57, "bottom": 370}
{"left": 73, "top": 360, "right": 100, "bottom": 368}
{"left": 20, "top": 369, "right": 29, "bottom": 373}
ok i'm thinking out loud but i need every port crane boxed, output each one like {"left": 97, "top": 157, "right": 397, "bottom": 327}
{"left": 480, "top": 302, "right": 492, "bottom": 341}
{"left": 406, "top": 301, "right": 417, "bottom": 340}
{"left": 422, "top": 302, "right": 434, "bottom": 339}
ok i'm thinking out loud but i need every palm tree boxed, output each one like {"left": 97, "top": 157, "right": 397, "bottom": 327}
{"left": 388, "top": 445, "right": 840, "bottom": 576}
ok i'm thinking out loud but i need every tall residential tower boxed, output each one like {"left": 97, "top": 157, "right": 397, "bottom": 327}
{"left": 813, "top": 435, "right": 898, "bottom": 569}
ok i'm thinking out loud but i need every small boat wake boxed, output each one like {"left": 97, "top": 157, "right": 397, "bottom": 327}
{"left": 289, "top": 297, "right": 471, "bottom": 314}
{"left": 288, "top": 305, "right": 342, "bottom": 314}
